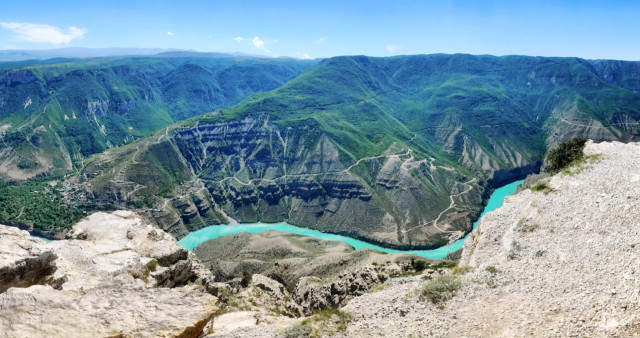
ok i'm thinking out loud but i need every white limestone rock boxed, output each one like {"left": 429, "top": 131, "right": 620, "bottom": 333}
{"left": 0, "top": 211, "right": 218, "bottom": 337}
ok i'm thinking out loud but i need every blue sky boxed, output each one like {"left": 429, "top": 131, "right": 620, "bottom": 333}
{"left": 1, "top": 0, "right": 640, "bottom": 60}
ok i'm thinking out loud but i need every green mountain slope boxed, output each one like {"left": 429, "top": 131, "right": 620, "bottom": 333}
{"left": 30, "top": 54, "right": 640, "bottom": 246}
{"left": 0, "top": 55, "right": 315, "bottom": 180}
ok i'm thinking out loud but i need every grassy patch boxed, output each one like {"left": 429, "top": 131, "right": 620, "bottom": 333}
{"left": 370, "top": 283, "right": 388, "bottom": 293}
{"left": 281, "top": 323, "right": 312, "bottom": 338}
{"left": 515, "top": 218, "right": 539, "bottom": 233}
{"left": 561, "top": 153, "right": 603, "bottom": 176}
{"left": 146, "top": 260, "right": 158, "bottom": 272}
{"left": 298, "top": 307, "right": 352, "bottom": 337}
{"left": 519, "top": 223, "right": 539, "bottom": 233}
{"left": 485, "top": 266, "right": 500, "bottom": 274}
{"left": 530, "top": 181, "right": 552, "bottom": 194}
{"left": 451, "top": 266, "right": 474, "bottom": 275}
{"left": 419, "top": 275, "right": 462, "bottom": 304}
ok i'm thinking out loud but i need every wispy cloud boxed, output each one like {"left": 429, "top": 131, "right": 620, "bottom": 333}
{"left": 385, "top": 44, "right": 401, "bottom": 53}
{"left": 252, "top": 36, "right": 269, "bottom": 53}
{"left": 315, "top": 37, "right": 328, "bottom": 44}
{"left": 233, "top": 36, "right": 244, "bottom": 42}
{"left": 0, "top": 22, "right": 86, "bottom": 45}
{"left": 167, "top": 31, "right": 173, "bottom": 36}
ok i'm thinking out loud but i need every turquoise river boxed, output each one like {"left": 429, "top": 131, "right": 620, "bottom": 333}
{"left": 178, "top": 180, "right": 524, "bottom": 259}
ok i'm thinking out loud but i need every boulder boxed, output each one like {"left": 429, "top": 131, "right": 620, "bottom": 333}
{"left": 0, "top": 226, "right": 58, "bottom": 293}
{"left": 0, "top": 211, "right": 218, "bottom": 337}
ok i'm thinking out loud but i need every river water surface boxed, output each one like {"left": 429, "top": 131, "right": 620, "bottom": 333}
{"left": 178, "top": 180, "right": 524, "bottom": 259}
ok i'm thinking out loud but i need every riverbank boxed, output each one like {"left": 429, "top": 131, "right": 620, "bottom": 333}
{"left": 178, "top": 180, "right": 524, "bottom": 259}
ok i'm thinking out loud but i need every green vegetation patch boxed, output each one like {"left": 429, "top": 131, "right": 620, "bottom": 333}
{"left": 240, "top": 270, "right": 253, "bottom": 288}
{"left": 410, "top": 258, "right": 428, "bottom": 272}
{"left": 485, "top": 266, "right": 500, "bottom": 274}
{"left": 419, "top": 275, "right": 462, "bottom": 304}
{"left": 0, "top": 181, "right": 84, "bottom": 237}
{"left": 518, "top": 223, "right": 539, "bottom": 233}
{"left": 451, "top": 266, "right": 474, "bottom": 275}
{"left": 530, "top": 181, "right": 553, "bottom": 194}
{"left": 298, "top": 307, "right": 352, "bottom": 337}
{"left": 281, "top": 323, "right": 312, "bottom": 338}
{"left": 546, "top": 137, "right": 587, "bottom": 173}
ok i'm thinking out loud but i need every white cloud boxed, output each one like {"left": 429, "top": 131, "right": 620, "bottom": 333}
{"left": 296, "top": 52, "right": 313, "bottom": 60}
{"left": 252, "top": 36, "right": 269, "bottom": 53}
{"left": 385, "top": 44, "right": 401, "bottom": 53}
{"left": 315, "top": 37, "right": 328, "bottom": 44}
{"left": 233, "top": 36, "right": 244, "bottom": 42}
{"left": 0, "top": 22, "right": 86, "bottom": 45}
{"left": 167, "top": 31, "right": 173, "bottom": 36}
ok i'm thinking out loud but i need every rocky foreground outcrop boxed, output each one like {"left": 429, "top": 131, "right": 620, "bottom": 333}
{"left": 335, "top": 140, "right": 640, "bottom": 337}
{"left": 0, "top": 211, "right": 219, "bottom": 337}
{"left": 0, "top": 226, "right": 58, "bottom": 293}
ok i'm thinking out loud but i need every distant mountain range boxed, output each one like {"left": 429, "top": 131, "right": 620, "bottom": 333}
{"left": 0, "top": 47, "right": 281, "bottom": 62}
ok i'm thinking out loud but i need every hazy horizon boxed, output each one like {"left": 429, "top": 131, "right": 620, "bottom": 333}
{"left": 2, "top": 0, "right": 640, "bottom": 61}
{"left": 2, "top": 46, "right": 640, "bottom": 63}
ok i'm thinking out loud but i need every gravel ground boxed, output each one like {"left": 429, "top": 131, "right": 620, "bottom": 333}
{"left": 339, "top": 140, "right": 640, "bottom": 337}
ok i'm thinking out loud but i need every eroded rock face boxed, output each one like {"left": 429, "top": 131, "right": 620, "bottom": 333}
{"left": 75, "top": 114, "right": 488, "bottom": 249}
{"left": 221, "top": 267, "right": 398, "bottom": 318}
{"left": 0, "top": 226, "right": 57, "bottom": 293}
{"left": 170, "top": 118, "right": 484, "bottom": 248}
{"left": 0, "top": 211, "right": 218, "bottom": 337}
{"left": 293, "top": 266, "right": 390, "bottom": 315}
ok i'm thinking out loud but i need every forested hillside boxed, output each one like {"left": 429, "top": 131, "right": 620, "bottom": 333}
{"left": 0, "top": 54, "right": 315, "bottom": 180}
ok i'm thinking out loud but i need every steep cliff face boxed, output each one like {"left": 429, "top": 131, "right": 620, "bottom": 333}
{"left": 0, "top": 211, "right": 219, "bottom": 337}
{"left": 73, "top": 116, "right": 484, "bottom": 248}
{"left": 66, "top": 54, "right": 640, "bottom": 248}
{"left": 177, "top": 118, "right": 481, "bottom": 247}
